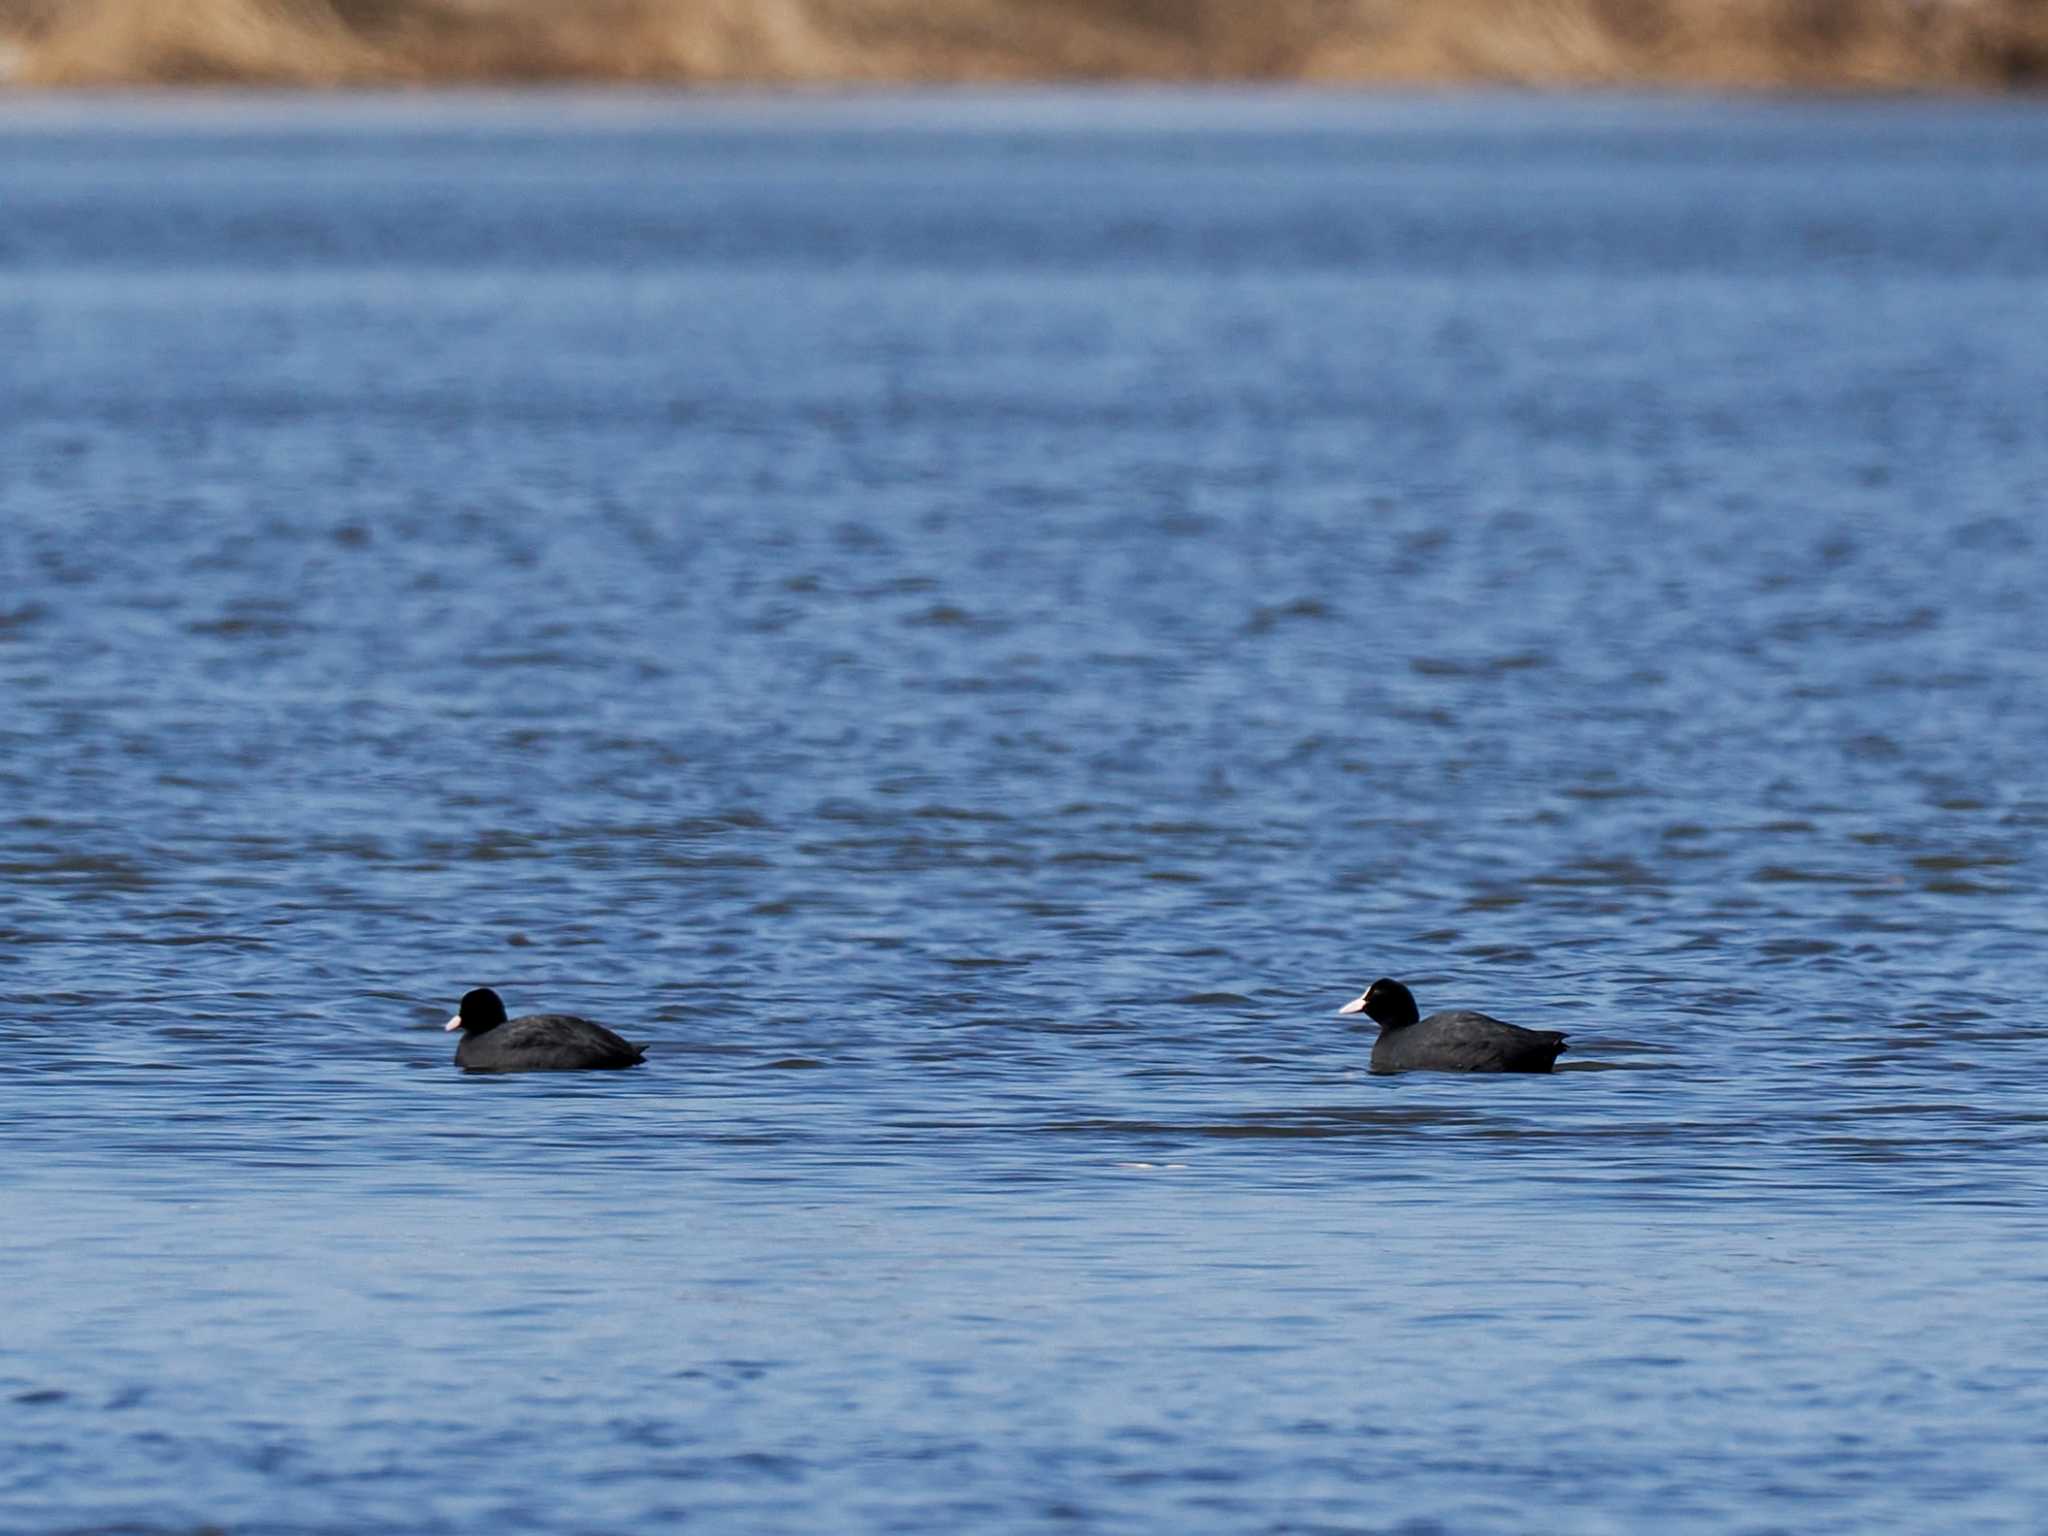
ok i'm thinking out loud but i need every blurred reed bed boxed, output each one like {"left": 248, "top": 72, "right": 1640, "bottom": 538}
{"left": 1, "top": 0, "right": 2043, "bottom": 89}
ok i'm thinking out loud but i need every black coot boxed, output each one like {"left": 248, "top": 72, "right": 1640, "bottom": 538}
{"left": 1338, "top": 978, "right": 1566, "bottom": 1074}
{"left": 444, "top": 987, "right": 647, "bottom": 1072}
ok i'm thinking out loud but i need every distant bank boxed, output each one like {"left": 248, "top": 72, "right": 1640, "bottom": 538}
{"left": 2, "top": 0, "right": 2044, "bottom": 90}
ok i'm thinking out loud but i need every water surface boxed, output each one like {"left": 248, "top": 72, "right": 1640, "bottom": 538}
{"left": 4, "top": 90, "right": 2048, "bottom": 1534}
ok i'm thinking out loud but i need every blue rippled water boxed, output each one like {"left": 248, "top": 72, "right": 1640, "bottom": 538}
{"left": 3, "top": 90, "right": 2048, "bottom": 1534}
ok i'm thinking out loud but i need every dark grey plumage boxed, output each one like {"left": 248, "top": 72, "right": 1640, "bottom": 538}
{"left": 444, "top": 987, "right": 646, "bottom": 1073}
{"left": 1338, "top": 978, "right": 1566, "bottom": 1074}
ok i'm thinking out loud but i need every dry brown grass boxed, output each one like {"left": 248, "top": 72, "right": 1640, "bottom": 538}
{"left": 1306, "top": 0, "right": 2048, "bottom": 89}
{"left": 13, "top": 0, "right": 377, "bottom": 83}
{"left": 4, "top": 0, "right": 2045, "bottom": 89}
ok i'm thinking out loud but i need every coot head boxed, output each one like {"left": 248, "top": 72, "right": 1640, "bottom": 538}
{"left": 1337, "top": 977, "right": 1420, "bottom": 1029}
{"left": 446, "top": 987, "right": 509, "bottom": 1035}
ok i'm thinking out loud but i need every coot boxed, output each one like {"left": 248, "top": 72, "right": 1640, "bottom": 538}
{"left": 444, "top": 987, "right": 647, "bottom": 1072}
{"left": 1338, "top": 978, "right": 1566, "bottom": 1074}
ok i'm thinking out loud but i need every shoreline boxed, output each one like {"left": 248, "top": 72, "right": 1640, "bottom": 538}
{"left": 2, "top": 0, "right": 2045, "bottom": 94}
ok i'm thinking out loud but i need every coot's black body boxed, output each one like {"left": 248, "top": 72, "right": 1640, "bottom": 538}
{"left": 444, "top": 987, "right": 646, "bottom": 1073}
{"left": 1338, "top": 978, "right": 1566, "bottom": 1074}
